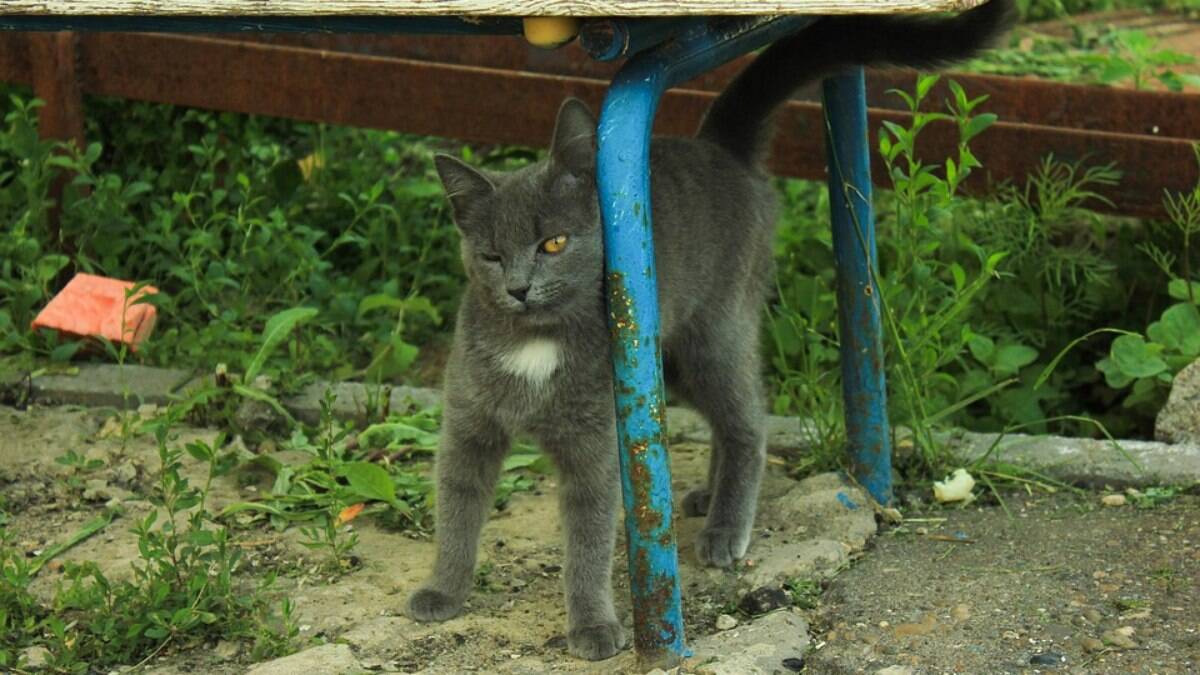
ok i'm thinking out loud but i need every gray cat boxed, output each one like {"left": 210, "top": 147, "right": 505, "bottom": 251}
{"left": 407, "top": 1, "right": 1014, "bottom": 661}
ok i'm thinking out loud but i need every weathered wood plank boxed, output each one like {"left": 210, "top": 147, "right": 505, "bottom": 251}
{"left": 3, "top": 1, "right": 989, "bottom": 17}
{"left": 28, "top": 31, "right": 86, "bottom": 264}
{"left": 0, "top": 32, "right": 1188, "bottom": 218}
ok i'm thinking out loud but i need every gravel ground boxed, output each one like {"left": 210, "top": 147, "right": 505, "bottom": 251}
{"left": 806, "top": 489, "right": 1200, "bottom": 674}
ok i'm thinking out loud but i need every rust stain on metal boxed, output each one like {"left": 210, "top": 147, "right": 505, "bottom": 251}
{"left": 649, "top": 403, "right": 666, "bottom": 427}
{"left": 627, "top": 461, "right": 662, "bottom": 533}
{"left": 607, "top": 271, "right": 639, "bottom": 338}
{"left": 629, "top": 547, "right": 678, "bottom": 655}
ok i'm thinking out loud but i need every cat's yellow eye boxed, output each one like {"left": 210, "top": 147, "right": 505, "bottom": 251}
{"left": 540, "top": 234, "right": 568, "bottom": 255}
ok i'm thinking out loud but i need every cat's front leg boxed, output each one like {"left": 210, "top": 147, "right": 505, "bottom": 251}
{"left": 407, "top": 403, "right": 509, "bottom": 622}
{"left": 538, "top": 423, "right": 626, "bottom": 661}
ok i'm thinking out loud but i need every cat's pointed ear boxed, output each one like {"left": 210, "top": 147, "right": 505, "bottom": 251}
{"left": 549, "top": 98, "right": 596, "bottom": 178}
{"left": 434, "top": 154, "right": 494, "bottom": 225}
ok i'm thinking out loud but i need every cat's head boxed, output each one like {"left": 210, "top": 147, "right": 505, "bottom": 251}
{"left": 435, "top": 98, "right": 602, "bottom": 327}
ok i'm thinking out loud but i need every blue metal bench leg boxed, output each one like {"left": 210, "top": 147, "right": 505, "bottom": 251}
{"left": 822, "top": 67, "right": 894, "bottom": 506}
{"left": 597, "top": 56, "right": 686, "bottom": 672}
{"left": 598, "top": 16, "right": 822, "bottom": 667}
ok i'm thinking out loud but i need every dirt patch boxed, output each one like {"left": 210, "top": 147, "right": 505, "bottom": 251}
{"left": 0, "top": 404, "right": 869, "bottom": 674}
{"left": 14, "top": 403, "right": 1192, "bottom": 674}
{"left": 807, "top": 490, "right": 1200, "bottom": 674}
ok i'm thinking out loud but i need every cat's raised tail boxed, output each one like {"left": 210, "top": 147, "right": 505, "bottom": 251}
{"left": 697, "top": 0, "right": 1018, "bottom": 165}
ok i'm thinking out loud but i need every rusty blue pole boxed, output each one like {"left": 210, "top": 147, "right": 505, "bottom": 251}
{"left": 822, "top": 68, "right": 893, "bottom": 506}
{"left": 597, "top": 15, "right": 815, "bottom": 668}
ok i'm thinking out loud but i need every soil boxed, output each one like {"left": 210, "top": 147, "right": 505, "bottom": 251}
{"left": 0, "top": 404, "right": 830, "bottom": 674}
{"left": 2, "top": 403, "right": 1198, "bottom": 674}
{"left": 807, "top": 490, "right": 1200, "bottom": 674}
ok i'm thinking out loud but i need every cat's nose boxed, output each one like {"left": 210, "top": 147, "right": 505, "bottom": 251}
{"left": 507, "top": 285, "right": 530, "bottom": 303}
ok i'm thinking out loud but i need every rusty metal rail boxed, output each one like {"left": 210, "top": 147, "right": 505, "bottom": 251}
{"left": 1, "top": 31, "right": 1196, "bottom": 218}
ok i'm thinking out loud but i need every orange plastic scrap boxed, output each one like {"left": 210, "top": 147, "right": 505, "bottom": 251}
{"left": 31, "top": 273, "right": 159, "bottom": 352}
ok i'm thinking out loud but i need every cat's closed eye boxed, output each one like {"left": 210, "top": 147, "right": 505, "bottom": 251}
{"left": 480, "top": 252, "right": 502, "bottom": 263}
{"left": 540, "top": 235, "right": 568, "bottom": 255}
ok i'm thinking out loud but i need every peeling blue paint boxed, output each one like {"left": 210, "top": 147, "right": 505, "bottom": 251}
{"left": 837, "top": 491, "right": 860, "bottom": 510}
{"left": 823, "top": 70, "right": 894, "bottom": 507}
{"left": 597, "top": 16, "right": 815, "bottom": 669}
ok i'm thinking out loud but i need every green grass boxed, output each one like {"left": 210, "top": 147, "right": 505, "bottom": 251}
{"left": 2, "top": 7, "right": 1199, "bottom": 668}
{"left": 1, "top": 12, "right": 1199, "bottom": 476}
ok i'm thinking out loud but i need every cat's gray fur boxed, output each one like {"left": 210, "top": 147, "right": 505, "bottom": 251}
{"left": 407, "top": 0, "right": 1015, "bottom": 661}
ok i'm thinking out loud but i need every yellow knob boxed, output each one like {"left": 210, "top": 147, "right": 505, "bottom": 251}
{"left": 523, "top": 17, "right": 581, "bottom": 49}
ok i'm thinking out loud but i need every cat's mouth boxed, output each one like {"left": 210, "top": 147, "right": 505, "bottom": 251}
{"left": 509, "top": 301, "right": 562, "bottom": 326}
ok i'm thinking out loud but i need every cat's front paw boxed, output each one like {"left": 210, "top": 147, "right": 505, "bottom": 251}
{"left": 567, "top": 621, "right": 627, "bottom": 661}
{"left": 681, "top": 488, "right": 712, "bottom": 517}
{"left": 407, "top": 587, "right": 464, "bottom": 622}
{"left": 695, "top": 526, "right": 750, "bottom": 568}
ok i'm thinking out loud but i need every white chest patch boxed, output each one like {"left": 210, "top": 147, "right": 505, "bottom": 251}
{"left": 498, "top": 338, "right": 561, "bottom": 384}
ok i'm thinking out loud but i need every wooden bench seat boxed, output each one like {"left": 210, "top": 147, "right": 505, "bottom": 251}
{"left": 4, "top": 1, "right": 988, "bottom": 17}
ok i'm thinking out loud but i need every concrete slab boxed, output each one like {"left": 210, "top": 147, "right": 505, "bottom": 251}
{"left": 686, "top": 609, "right": 810, "bottom": 675}
{"left": 946, "top": 429, "right": 1200, "bottom": 487}
{"left": 31, "top": 363, "right": 192, "bottom": 408}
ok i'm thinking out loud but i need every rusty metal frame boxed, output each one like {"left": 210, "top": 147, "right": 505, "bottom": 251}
{"left": 0, "top": 31, "right": 1194, "bottom": 218}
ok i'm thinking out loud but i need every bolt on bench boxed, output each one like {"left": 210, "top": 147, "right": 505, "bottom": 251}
{"left": 0, "top": 0, "right": 989, "bottom": 668}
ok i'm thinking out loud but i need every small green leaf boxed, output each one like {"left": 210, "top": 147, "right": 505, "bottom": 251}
{"left": 245, "top": 307, "right": 318, "bottom": 382}
{"left": 1110, "top": 334, "right": 1168, "bottom": 379}
{"left": 356, "top": 294, "right": 406, "bottom": 319}
{"left": 337, "top": 462, "right": 398, "bottom": 507}
{"left": 916, "top": 74, "right": 940, "bottom": 102}
{"left": 1097, "top": 356, "right": 1133, "bottom": 389}
{"left": 962, "top": 113, "right": 997, "bottom": 143}
{"left": 1099, "top": 58, "right": 1137, "bottom": 84}
{"left": 968, "top": 334, "right": 995, "bottom": 364}
{"left": 1148, "top": 303, "right": 1200, "bottom": 356}
{"left": 950, "top": 263, "right": 966, "bottom": 292}
{"left": 358, "top": 421, "right": 440, "bottom": 451}
{"left": 993, "top": 343, "right": 1038, "bottom": 376}
{"left": 184, "top": 441, "right": 213, "bottom": 463}
{"left": 1167, "top": 278, "right": 1200, "bottom": 302}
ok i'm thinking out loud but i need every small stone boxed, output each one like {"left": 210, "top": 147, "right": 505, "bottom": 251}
{"left": 875, "top": 667, "right": 915, "bottom": 675}
{"left": 893, "top": 614, "right": 936, "bottom": 638}
{"left": 82, "top": 478, "right": 110, "bottom": 501}
{"left": 1101, "top": 628, "right": 1137, "bottom": 650}
{"left": 110, "top": 460, "right": 138, "bottom": 484}
{"left": 716, "top": 614, "right": 738, "bottom": 631}
{"left": 1155, "top": 359, "right": 1200, "bottom": 443}
{"left": 1081, "top": 637, "right": 1105, "bottom": 652}
{"left": 244, "top": 644, "right": 362, "bottom": 675}
{"left": 21, "top": 645, "right": 49, "bottom": 668}
{"left": 1101, "top": 494, "right": 1126, "bottom": 507}
{"left": 1082, "top": 608, "right": 1103, "bottom": 624}
{"left": 214, "top": 640, "right": 240, "bottom": 660}
{"left": 1029, "top": 652, "right": 1065, "bottom": 667}
{"left": 781, "top": 656, "right": 805, "bottom": 671}
{"left": 879, "top": 507, "right": 903, "bottom": 524}
{"left": 738, "top": 586, "right": 792, "bottom": 615}
{"left": 951, "top": 604, "right": 970, "bottom": 621}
